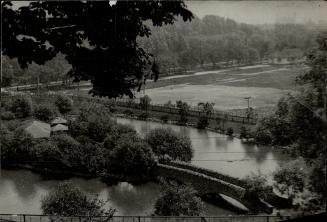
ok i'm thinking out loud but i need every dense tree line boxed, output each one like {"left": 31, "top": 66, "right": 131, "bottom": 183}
{"left": 2, "top": 12, "right": 321, "bottom": 88}
{"left": 139, "top": 16, "right": 319, "bottom": 74}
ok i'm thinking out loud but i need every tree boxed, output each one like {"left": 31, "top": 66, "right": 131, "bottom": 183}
{"left": 50, "top": 134, "right": 81, "bottom": 170}
{"left": 146, "top": 128, "right": 193, "bottom": 162}
{"left": 176, "top": 100, "right": 190, "bottom": 125}
{"left": 197, "top": 102, "right": 214, "bottom": 129}
{"left": 273, "top": 159, "right": 306, "bottom": 202}
{"left": 54, "top": 95, "right": 73, "bottom": 114}
{"left": 34, "top": 104, "right": 56, "bottom": 122}
{"left": 11, "top": 96, "right": 33, "bottom": 118}
{"left": 41, "top": 182, "right": 115, "bottom": 217}
{"left": 106, "top": 134, "right": 157, "bottom": 178}
{"left": 2, "top": 1, "right": 192, "bottom": 98}
{"left": 154, "top": 180, "right": 203, "bottom": 216}
{"left": 139, "top": 95, "right": 151, "bottom": 110}
{"left": 244, "top": 173, "right": 271, "bottom": 200}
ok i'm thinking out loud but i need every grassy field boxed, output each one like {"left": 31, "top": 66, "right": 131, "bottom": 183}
{"left": 132, "top": 64, "right": 307, "bottom": 113}
{"left": 61, "top": 64, "right": 307, "bottom": 116}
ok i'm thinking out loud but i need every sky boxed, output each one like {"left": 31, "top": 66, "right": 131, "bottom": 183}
{"left": 11, "top": 0, "right": 327, "bottom": 25}
{"left": 186, "top": 0, "right": 327, "bottom": 24}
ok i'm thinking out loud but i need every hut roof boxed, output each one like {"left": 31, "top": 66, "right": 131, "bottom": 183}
{"left": 51, "top": 117, "right": 68, "bottom": 125}
{"left": 51, "top": 123, "right": 68, "bottom": 132}
{"left": 20, "top": 120, "right": 51, "bottom": 138}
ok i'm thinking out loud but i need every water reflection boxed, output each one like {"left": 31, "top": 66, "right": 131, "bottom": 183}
{"left": 0, "top": 169, "right": 235, "bottom": 216}
{"left": 116, "top": 117, "right": 288, "bottom": 179}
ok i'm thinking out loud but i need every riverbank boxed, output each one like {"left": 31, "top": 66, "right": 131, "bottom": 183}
{"left": 0, "top": 164, "right": 250, "bottom": 215}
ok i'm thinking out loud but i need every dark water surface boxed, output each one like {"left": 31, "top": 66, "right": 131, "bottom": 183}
{"left": 0, "top": 118, "right": 287, "bottom": 215}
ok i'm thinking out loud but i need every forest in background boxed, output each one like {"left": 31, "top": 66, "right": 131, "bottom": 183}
{"left": 2, "top": 15, "right": 324, "bottom": 87}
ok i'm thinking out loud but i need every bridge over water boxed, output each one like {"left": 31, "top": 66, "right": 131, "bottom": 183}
{"left": 155, "top": 162, "right": 289, "bottom": 214}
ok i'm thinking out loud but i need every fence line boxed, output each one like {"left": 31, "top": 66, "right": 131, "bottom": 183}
{"left": 0, "top": 214, "right": 289, "bottom": 222}
{"left": 1, "top": 94, "right": 259, "bottom": 125}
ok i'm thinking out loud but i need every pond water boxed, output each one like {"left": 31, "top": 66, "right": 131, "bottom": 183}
{"left": 0, "top": 169, "right": 233, "bottom": 215}
{"left": 116, "top": 117, "right": 287, "bottom": 179}
{"left": 0, "top": 118, "right": 287, "bottom": 215}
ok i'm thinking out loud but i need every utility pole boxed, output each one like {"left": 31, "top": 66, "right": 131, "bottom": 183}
{"left": 244, "top": 96, "right": 251, "bottom": 110}
{"left": 244, "top": 96, "right": 252, "bottom": 120}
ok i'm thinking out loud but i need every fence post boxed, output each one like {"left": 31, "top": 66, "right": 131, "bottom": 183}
{"left": 23, "top": 215, "right": 26, "bottom": 222}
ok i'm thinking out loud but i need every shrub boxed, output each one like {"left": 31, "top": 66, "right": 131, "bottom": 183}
{"left": 197, "top": 116, "right": 208, "bottom": 129}
{"left": 254, "top": 128, "right": 272, "bottom": 145}
{"left": 41, "top": 182, "right": 116, "bottom": 217}
{"left": 34, "top": 104, "right": 55, "bottom": 122}
{"left": 154, "top": 180, "right": 203, "bottom": 216}
{"left": 11, "top": 96, "right": 33, "bottom": 118}
{"left": 226, "top": 127, "right": 234, "bottom": 136}
{"left": 160, "top": 114, "right": 169, "bottom": 123}
{"left": 138, "top": 112, "right": 149, "bottom": 120}
{"left": 146, "top": 128, "right": 193, "bottom": 162}
{"left": 139, "top": 95, "right": 151, "bottom": 110}
{"left": 103, "top": 124, "right": 138, "bottom": 151}
{"left": 0, "top": 126, "right": 14, "bottom": 164}
{"left": 55, "top": 95, "right": 73, "bottom": 114}
{"left": 244, "top": 173, "right": 271, "bottom": 199}
{"left": 50, "top": 134, "right": 81, "bottom": 170}
{"left": 123, "top": 109, "right": 134, "bottom": 116}
{"left": 1, "top": 111, "right": 15, "bottom": 120}
{"left": 176, "top": 100, "right": 190, "bottom": 125}
{"left": 106, "top": 135, "right": 157, "bottom": 178}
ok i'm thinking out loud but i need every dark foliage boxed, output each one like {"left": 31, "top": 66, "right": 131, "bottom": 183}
{"left": 154, "top": 180, "right": 203, "bottom": 216}
{"left": 106, "top": 134, "right": 157, "bottom": 178}
{"left": 11, "top": 96, "right": 33, "bottom": 118}
{"left": 2, "top": 1, "right": 192, "bottom": 98}
{"left": 54, "top": 95, "right": 73, "bottom": 114}
{"left": 41, "top": 182, "right": 115, "bottom": 217}
{"left": 146, "top": 128, "right": 193, "bottom": 162}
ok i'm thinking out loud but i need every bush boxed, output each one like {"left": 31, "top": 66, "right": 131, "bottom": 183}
{"left": 197, "top": 116, "right": 209, "bottom": 129}
{"left": 55, "top": 95, "right": 73, "bottom": 114}
{"left": 176, "top": 100, "right": 190, "bottom": 125}
{"left": 146, "top": 128, "right": 193, "bottom": 162}
{"left": 226, "top": 127, "right": 234, "bottom": 136}
{"left": 254, "top": 128, "right": 272, "bottom": 145}
{"left": 154, "top": 180, "right": 203, "bottom": 216}
{"left": 50, "top": 134, "right": 81, "bottom": 170}
{"left": 123, "top": 109, "right": 134, "bottom": 116}
{"left": 106, "top": 134, "right": 157, "bottom": 178}
{"left": 138, "top": 112, "right": 149, "bottom": 120}
{"left": 103, "top": 124, "right": 138, "bottom": 151}
{"left": 139, "top": 95, "right": 151, "bottom": 110}
{"left": 244, "top": 173, "right": 271, "bottom": 199}
{"left": 1, "top": 111, "right": 15, "bottom": 120}
{"left": 11, "top": 96, "right": 33, "bottom": 118}
{"left": 34, "top": 104, "right": 55, "bottom": 122}
{"left": 160, "top": 115, "right": 169, "bottom": 123}
{"left": 41, "top": 182, "right": 115, "bottom": 217}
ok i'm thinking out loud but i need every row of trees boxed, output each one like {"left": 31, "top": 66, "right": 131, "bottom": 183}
{"left": 1, "top": 95, "right": 73, "bottom": 122}
{"left": 2, "top": 13, "right": 319, "bottom": 90}
{"left": 139, "top": 16, "right": 318, "bottom": 74}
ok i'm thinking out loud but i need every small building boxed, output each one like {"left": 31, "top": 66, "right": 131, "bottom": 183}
{"left": 51, "top": 117, "right": 68, "bottom": 127}
{"left": 20, "top": 120, "right": 51, "bottom": 139}
{"left": 51, "top": 123, "right": 68, "bottom": 135}
{"left": 268, "top": 48, "right": 305, "bottom": 64}
{"left": 50, "top": 117, "right": 68, "bottom": 135}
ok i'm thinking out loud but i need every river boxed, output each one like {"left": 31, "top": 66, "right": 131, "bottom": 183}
{"left": 0, "top": 118, "right": 288, "bottom": 215}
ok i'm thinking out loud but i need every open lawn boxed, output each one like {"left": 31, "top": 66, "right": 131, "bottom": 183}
{"left": 59, "top": 64, "right": 306, "bottom": 115}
